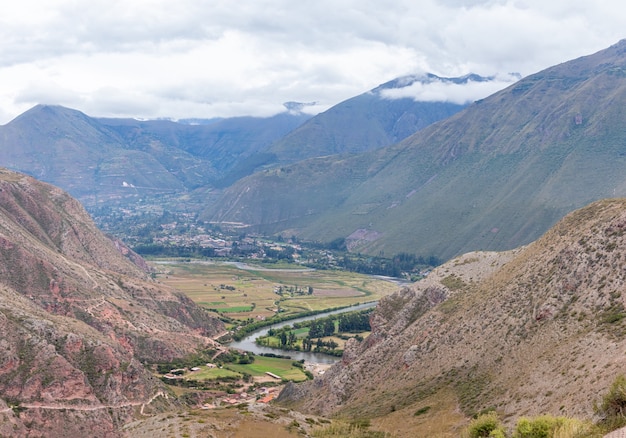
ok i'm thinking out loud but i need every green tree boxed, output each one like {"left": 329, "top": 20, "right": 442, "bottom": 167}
{"left": 308, "top": 319, "right": 322, "bottom": 338}
{"left": 322, "top": 318, "right": 335, "bottom": 336}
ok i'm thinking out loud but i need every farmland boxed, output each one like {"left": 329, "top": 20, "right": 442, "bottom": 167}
{"left": 224, "top": 355, "right": 308, "bottom": 381}
{"left": 151, "top": 259, "right": 401, "bottom": 321}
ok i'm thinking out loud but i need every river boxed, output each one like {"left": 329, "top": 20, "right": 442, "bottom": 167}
{"left": 227, "top": 301, "right": 378, "bottom": 364}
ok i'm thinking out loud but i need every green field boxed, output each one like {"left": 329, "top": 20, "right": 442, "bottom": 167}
{"left": 224, "top": 356, "right": 307, "bottom": 382}
{"left": 152, "top": 259, "right": 399, "bottom": 320}
{"left": 186, "top": 367, "right": 241, "bottom": 380}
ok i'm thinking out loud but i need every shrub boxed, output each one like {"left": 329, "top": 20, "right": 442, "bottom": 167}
{"left": 513, "top": 415, "right": 601, "bottom": 438}
{"left": 596, "top": 374, "right": 626, "bottom": 430}
{"left": 465, "top": 412, "right": 506, "bottom": 438}
{"left": 514, "top": 416, "right": 555, "bottom": 438}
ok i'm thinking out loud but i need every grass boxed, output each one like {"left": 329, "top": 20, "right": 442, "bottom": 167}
{"left": 224, "top": 356, "right": 307, "bottom": 381}
{"left": 152, "top": 259, "right": 398, "bottom": 320}
{"left": 217, "top": 306, "right": 254, "bottom": 313}
{"left": 186, "top": 366, "right": 241, "bottom": 380}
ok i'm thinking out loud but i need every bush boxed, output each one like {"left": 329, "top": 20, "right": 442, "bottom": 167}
{"left": 596, "top": 374, "right": 626, "bottom": 430}
{"left": 465, "top": 412, "right": 506, "bottom": 438}
{"left": 513, "top": 415, "right": 601, "bottom": 438}
{"left": 514, "top": 416, "right": 555, "bottom": 438}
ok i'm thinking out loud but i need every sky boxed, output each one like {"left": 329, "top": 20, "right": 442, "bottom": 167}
{"left": 0, "top": 0, "right": 624, "bottom": 124}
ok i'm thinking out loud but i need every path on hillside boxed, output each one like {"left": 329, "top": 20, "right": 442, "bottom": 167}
{"left": 0, "top": 391, "right": 169, "bottom": 416}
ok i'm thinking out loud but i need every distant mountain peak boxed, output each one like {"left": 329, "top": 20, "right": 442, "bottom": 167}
{"left": 283, "top": 101, "right": 318, "bottom": 114}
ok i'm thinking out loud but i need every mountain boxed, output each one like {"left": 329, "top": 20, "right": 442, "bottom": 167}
{"left": 266, "top": 73, "right": 478, "bottom": 163}
{"left": 0, "top": 105, "right": 210, "bottom": 203}
{"left": 98, "top": 110, "right": 312, "bottom": 187}
{"left": 203, "top": 40, "right": 626, "bottom": 261}
{"left": 277, "top": 198, "right": 626, "bottom": 435}
{"left": 0, "top": 105, "right": 311, "bottom": 204}
{"left": 0, "top": 168, "right": 224, "bottom": 436}
{"left": 0, "top": 73, "right": 488, "bottom": 222}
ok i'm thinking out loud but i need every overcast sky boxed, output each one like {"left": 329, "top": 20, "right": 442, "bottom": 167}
{"left": 0, "top": 0, "right": 623, "bottom": 124}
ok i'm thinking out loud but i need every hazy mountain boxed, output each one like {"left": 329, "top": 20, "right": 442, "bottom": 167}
{"left": 0, "top": 105, "right": 210, "bottom": 203}
{"left": 266, "top": 73, "right": 480, "bottom": 163}
{"left": 0, "top": 74, "right": 489, "bottom": 216}
{"left": 0, "top": 168, "right": 223, "bottom": 436}
{"left": 278, "top": 199, "right": 626, "bottom": 434}
{"left": 98, "top": 110, "right": 311, "bottom": 187}
{"left": 204, "top": 40, "right": 626, "bottom": 261}
{"left": 0, "top": 105, "right": 311, "bottom": 205}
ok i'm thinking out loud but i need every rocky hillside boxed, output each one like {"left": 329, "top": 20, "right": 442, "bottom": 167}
{"left": 278, "top": 199, "right": 626, "bottom": 434}
{"left": 0, "top": 169, "right": 224, "bottom": 436}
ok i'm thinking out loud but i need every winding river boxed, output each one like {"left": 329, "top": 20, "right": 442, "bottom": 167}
{"left": 228, "top": 301, "right": 378, "bottom": 364}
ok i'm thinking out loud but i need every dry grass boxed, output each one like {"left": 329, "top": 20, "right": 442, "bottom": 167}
{"left": 370, "top": 389, "right": 468, "bottom": 437}
{"left": 123, "top": 406, "right": 303, "bottom": 438}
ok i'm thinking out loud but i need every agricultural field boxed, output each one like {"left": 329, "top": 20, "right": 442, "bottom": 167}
{"left": 224, "top": 356, "right": 308, "bottom": 382}
{"left": 161, "top": 355, "right": 307, "bottom": 383}
{"left": 151, "top": 259, "right": 401, "bottom": 320}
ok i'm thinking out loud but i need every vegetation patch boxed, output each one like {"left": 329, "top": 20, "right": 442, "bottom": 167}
{"left": 255, "top": 309, "right": 371, "bottom": 356}
{"left": 413, "top": 406, "right": 431, "bottom": 416}
{"left": 596, "top": 374, "right": 626, "bottom": 431}
{"left": 312, "top": 419, "right": 387, "bottom": 437}
{"left": 464, "top": 412, "right": 602, "bottom": 438}
{"left": 441, "top": 274, "right": 467, "bottom": 291}
{"left": 153, "top": 260, "right": 398, "bottom": 324}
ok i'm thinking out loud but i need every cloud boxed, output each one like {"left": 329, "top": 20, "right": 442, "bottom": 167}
{"left": 0, "top": 0, "right": 624, "bottom": 124}
{"left": 378, "top": 74, "right": 520, "bottom": 104}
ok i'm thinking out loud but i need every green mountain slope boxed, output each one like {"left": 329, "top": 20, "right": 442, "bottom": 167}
{"left": 266, "top": 73, "right": 472, "bottom": 163}
{"left": 0, "top": 105, "right": 203, "bottom": 202}
{"left": 203, "top": 40, "right": 626, "bottom": 261}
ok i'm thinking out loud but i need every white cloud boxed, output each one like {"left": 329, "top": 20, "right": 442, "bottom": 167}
{"left": 379, "top": 74, "right": 520, "bottom": 104}
{"left": 0, "top": 0, "right": 624, "bottom": 124}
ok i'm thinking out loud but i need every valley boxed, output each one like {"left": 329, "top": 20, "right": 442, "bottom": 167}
{"left": 151, "top": 259, "right": 399, "bottom": 320}
{"left": 3, "top": 40, "right": 626, "bottom": 438}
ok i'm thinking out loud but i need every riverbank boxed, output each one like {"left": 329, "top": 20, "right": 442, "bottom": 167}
{"left": 228, "top": 301, "right": 378, "bottom": 364}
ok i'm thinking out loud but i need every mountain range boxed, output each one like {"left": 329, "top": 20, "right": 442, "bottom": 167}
{"left": 204, "top": 40, "right": 626, "bottom": 261}
{"left": 0, "top": 104, "right": 311, "bottom": 205}
{"left": 0, "top": 73, "right": 473, "bottom": 216}
{"left": 4, "top": 43, "right": 626, "bottom": 264}
{"left": 3, "top": 40, "right": 626, "bottom": 437}
{"left": 265, "top": 73, "right": 471, "bottom": 163}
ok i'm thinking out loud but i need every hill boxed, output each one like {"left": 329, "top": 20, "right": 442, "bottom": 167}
{"left": 277, "top": 198, "right": 626, "bottom": 435}
{"left": 0, "top": 168, "right": 224, "bottom": 436}
{"left": 203, "top": 40, "right": 626, "bottom": 261}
